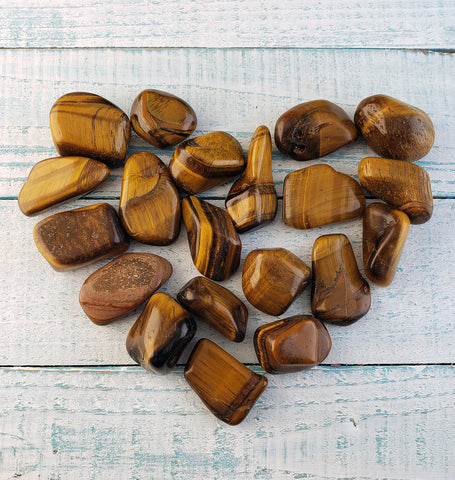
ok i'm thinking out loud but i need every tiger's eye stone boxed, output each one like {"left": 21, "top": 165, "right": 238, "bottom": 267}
{"left": 358, "top": 157, "right": 433, "bottom": 224}
{"left": 312, "top": 234, "right": 371, "bottom": 325}
{"left": 169, "top": 131, "right": 245, "bottom": 194}
{"left": 254, "top": 315, "right": 331, "bottom": 374}
{"left": 225, "top": 126, "right": 277, "bottom": 232}
{"left": 354, "top": 94, "right": 435, "bottom": 161}
{"left": 242, "top": 248, "right": 311, "bottom": 316}
{"left": 182, "top": 196, "right": 241, "bottom": 281}
{"left": 130, "top": 89, "right": 197, "bottom": 148}
{"left": 79, "top": 253, "right": 172, "bottom": 325}
{"left": 363, "top": 203, "right": 410, "bottom": 287}
{"left": 177, "top": 276, "right": 248, "bottom": 342}
{"left": 119, "top": 152, "right": 181, "bottom": 245}
{"left": 126, "top": 292, "right": 196, "bottom": 375}
{"left": 185, "top": 338, "right": 267, "bottom": 425}
{"left": 18, "top": 156, "right": 110, "bottom": 216}
{"left": 283, "top": 164, "right": 365, "bottom": 229}
{"left": 33, "top": 203, "right": 129, "bottom": 271}
{"left": 50, "top": 92, "right": 131, "bottom": 167}
{"left": 274, "top": 100, "right": 358, "bottom": 161}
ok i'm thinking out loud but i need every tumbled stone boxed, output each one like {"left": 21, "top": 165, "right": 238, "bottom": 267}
{"left": 358, "top": 157, "right": 433, "bottom": 224}
{"left": 79, "top": 253, "right": 172, "bottom": 325}
{"left": 254, "top": 315, "right": 331, "bottom": 374}
{"left": 33, "top": 203, "right": 129, "bottom": 271}
{"left": 130, "top": 89, "right": 197, "bottom": 148}
{"left": 283, "top": 164, "right": 365, "bottom": 229}
{"left": 169, "top": 131, "right": 245, "bottom": 194}
{"left": 182, "top": 196, "right": 241, "bottom": 281}
{"left": 50, "top": 92, "right": 131, "bottom": 167}
{"left": 312, "top": 234, "right": 371, "bottom": 325}
{"left": 225, "top": 125, "right": 277, "bottom": 232}
{"left": 18, "top": 156, "right": 110, "bottom": 216}
{"left": 185, "top": 338, "right": 267, "bottom": 425}
{"left": 177, "top": 276, "right": 248, "bottom": 342}
{"left": 354, "top": 94, "right": 435, "bottom": 161}
{"left": 363, "top": 202, "right": 410, "bottom": 287}
{"left": 119, "top": 152, "right": 181, "bottom": 245}
{"left": 242, "top": 248, "right": 311, "bottom": 316}
{"left": 126, "top": 293, "right": 196, "bottom": 375}
{"left": 274, "top": 100, "right": 358, "bottom": 161}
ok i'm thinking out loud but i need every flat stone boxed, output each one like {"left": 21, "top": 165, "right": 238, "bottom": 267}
{"left": 169, "top": 131, "right": 245, "bottom": 194}
{"left": 79, "top": 253, "right": 172, "bottom": 325}
{"left": 119, "top": 152, "right": 181, "bottom": 245}
{"left": 312, "top": 234, "right": 371, "bottom": 325}
{"left": 184, "top": 338, "right": 267, "bottom": 425}
{"left": 254, "top": 315, "right": 331, "bottom": 374}
{"left": 130, "top": 89, "right": 197, "bottom": 148}
{"left": 354, "top": 94, "right": 435, "bottom": 161}
{"left": 126, "top": 293, "right": 196, "bottom": 375}
{"left": 33, "top": 203, "right": 129, "bottom": 271}
{"left": 283, "top": 164, "right": 365, "bottom": 229}
{"left": 358, "top": 156, "right": 433, "bottom": 224}
{"left": 50, "top": 92, "right": 131, "bottom": 167}
{"left": 242, "top": 248, "right": 311, "bottom": 316}
{"left": 363, "top": 202, "right": 410, "bottom": 287}
{"left": 18, "top": 156, "right": 110, "bottom": 216}
{"left": 182, "top": 196, "right": 241, "bottom": 281}
{"left": 225, "top": 125, "right": 277, "bottom": 232}
{"left": 177, "top": 276, "right": 248, "bottom": 342}
{"left": 274, "top": 100, "right": 358, "bottom": 161}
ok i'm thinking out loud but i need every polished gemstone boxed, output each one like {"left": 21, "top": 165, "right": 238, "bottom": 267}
{"left": 50, "top": 92, "right": 131, "bottom": 167}
{"left": 358, "top": 157, "right": 433, "bottom": 224}
{"left": 363, "top": 202, "right": 410, "bottom": 287}
{"left": 354, "top": 94, "right": 435, "bottom": 161}
{"left": 225, "top": 125, "right": 277, "bottom": 232}
{"left": 79, "top": 253, "right": 172, "bottom": 325}
{"left": 283, "top": 164, "right": 365, "bottom": 229}
{"left": 119, "top": 151, "right": 181, "bottom": 245}
{"left": 177, "top": 276, "right": 248, "bottom": 342}
{"left": 312, "top": 234, "right": 371, "bottom": 325}
{"left": 126, "top": 292, "right": 196, "bottom": 375}
{"left": 130, "top": 89, "right": 197, "bottom": 148}
{"left": 33, "top": 203, "right": 129, "bottom": 271}
{"left": 182, "top": 196, "right": 241, "bottom": 281}
{"left": 254, "top": 315, "right": 331, "bottom": 374}
{"left": 184, "top": 338, "right": 267, "bottom": 425}
{"left": 18, "top": 156, "right": 110, "bottom": 216}
{"left": 169, "top": 131, "right": 245, "bottom": 194}
{"left": 242, "top": 248, "right": 311, "bottom": 316}
{"left": 274, "top": 100, "right": 358, "bottom": 161}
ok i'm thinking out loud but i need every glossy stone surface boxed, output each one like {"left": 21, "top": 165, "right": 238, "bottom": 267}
{"left": 184, "top": 338, "right": 267, "bottom": 425}
{"left": 354, "top": 94, "right": 435, "bottom": 162}
{"left": 242, "top": 248, "right": 311, "bottom": 316}
{"left": 283, "top": 164, "right": 365, "bottom": 229}
{"left": 274, "top": 100, "right": 358, "bottom": 161}
{"left": 126, "top": 293, "right": 196, "bottom": 375}
{"left": 225, "top": 126, "right": 277, "bottom": 232}
{"left": 358, "top": 157, "right": 433, "bottom": 224}
{"left": 33, "top": 203, "right": 129, "bottom": 271}
{"left": 18, "top": 156, "right": 110, "bottom": 216}
{"left": 177, "top": 276, "right": 248, "bottom": 342}
{"left": 312, "top": 234, "right": 371, "bottom": 325}
{"left": 119, "top": 152, "right": 181, "bottom": 245}
{"left": 182, "top": 196, "right": 242, "bottom": 281}
{"left": 169, "top": 131, "right": 245, "bottom": 194}
{"left": 50, "top": 92, "right": 131, "bottom": 167}
{"left": 79, "top": 253, "right": 172, "bottom": 325}
{"left": 254, "top": 315, "right": 331, "bottom": 374}
{"left": 363, "top": 203, "right": 410, "bottom": 287}
{"left": 130, "top": 89, "right": 197, "bottom": 148}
